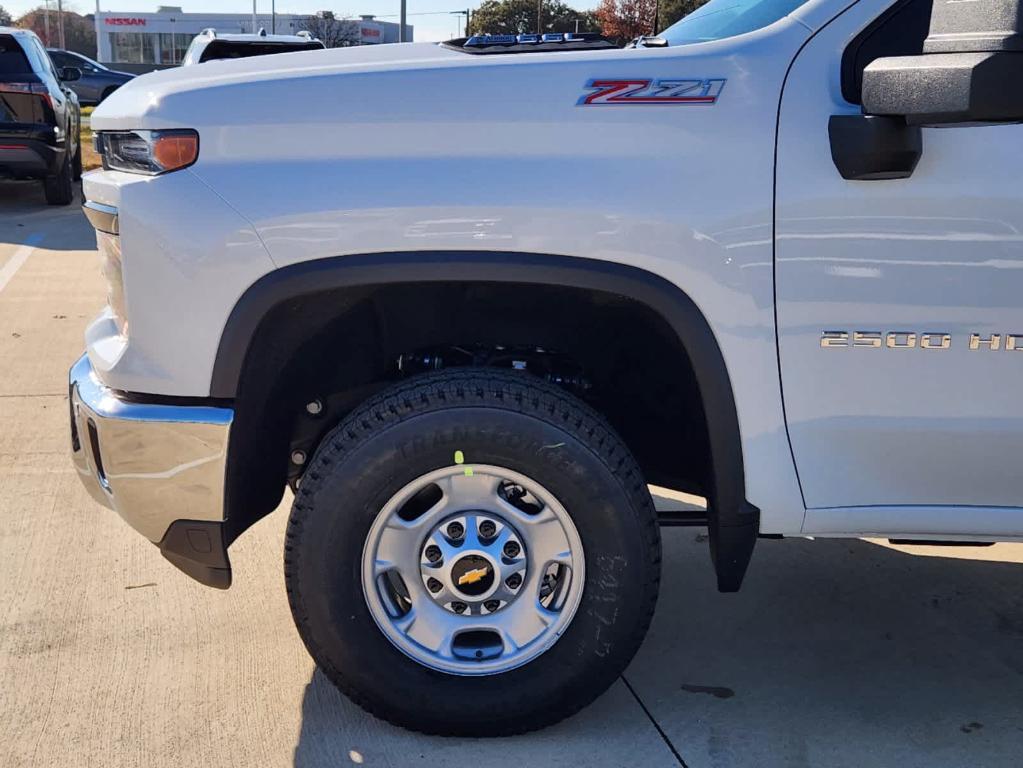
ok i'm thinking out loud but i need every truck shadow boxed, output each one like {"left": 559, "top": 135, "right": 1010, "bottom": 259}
{"left": 292, "top": 531, "right": 1023, "bottom": 767}
{"left": 0, "top": 179, "right": 94, "bottom": 251}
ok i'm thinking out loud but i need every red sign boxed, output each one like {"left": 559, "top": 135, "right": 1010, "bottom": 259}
{"left": 360, "top": 26, "right": 381, "bottom": 38}
{"left": 105, "top": 18, "right": 147, "bottom": 26}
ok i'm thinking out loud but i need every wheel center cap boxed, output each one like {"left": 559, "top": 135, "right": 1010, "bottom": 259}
{"left": 450, "top": 554, "right": 495, "bottom": 597}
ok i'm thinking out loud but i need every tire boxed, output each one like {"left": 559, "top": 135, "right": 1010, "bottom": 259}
{"left": 72, "top": 141, "right": 82, "bottom": 181}
{"left": 285, "top": 368, "right": 661, "bottom": 735}
{"left": 43, "top": 151, "right": 74, "bottom": 206}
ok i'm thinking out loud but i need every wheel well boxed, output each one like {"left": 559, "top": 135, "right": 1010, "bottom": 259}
{"left": 224, "top": 281, "right": 711, "bottom": 539}
{"left": 218, "top": 251, "right": 757, "bottom": 592}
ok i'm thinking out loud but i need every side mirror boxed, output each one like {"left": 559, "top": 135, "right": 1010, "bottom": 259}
{"left": 831, "top": 0, "right": 1023, "bottom": 181}
{"left": 862, "top": 53, "right": 1023, "bottom": 126}
{"left": 863, "top": 0, "right": 1023, "bottom": 126}
{"left": 60, "top": 66, "right": 82, "bottom": 82}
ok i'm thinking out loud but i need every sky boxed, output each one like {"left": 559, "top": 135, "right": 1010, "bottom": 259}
{"left": 3, "top": 0, "right": 590, "bottom": 43}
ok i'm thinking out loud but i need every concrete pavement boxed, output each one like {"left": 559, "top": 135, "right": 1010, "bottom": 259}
{"left": 1, "top": 177, "right": 1022, "bottom": 767}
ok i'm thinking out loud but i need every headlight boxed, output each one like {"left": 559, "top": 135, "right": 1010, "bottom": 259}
{"left": 97, "top": 130, "right": 199, "bottom": 175}
{"left": 96, "top": 230, "right": 127, "bottom": 337}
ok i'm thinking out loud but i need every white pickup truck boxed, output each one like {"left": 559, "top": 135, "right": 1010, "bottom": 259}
{"left": 70, "top": 0, "right": 1022, "bottom": 735}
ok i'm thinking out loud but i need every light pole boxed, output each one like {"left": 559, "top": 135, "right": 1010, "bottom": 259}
{"left": 399, "top": 0, "right": 407, "bottom": 42}
{"left": 450, "top": 9, "right": 468, "bottom": 37}
{"left": 252, "top": 0, "right": 258, "bottom": 33}
{"left": 56, "top": 0, "right": 66, "bottom": 49}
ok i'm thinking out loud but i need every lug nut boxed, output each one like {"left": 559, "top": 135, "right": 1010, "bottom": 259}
{"left": 447, "top": 522, "right": 465, "bottom": 539}
{"left": 503, "top": 540, "right": 521, "bottom": 558}
{"left": 484, "top": 599, "right": 500, "bottom": 612}
{"left": 291, "top": 450, "right": 307, "bottom": 466}
{"left": 424, "top": 545, "right": 442, "bottom": 563}
{"left": 505, "top": 573, "right": 522, "bottom": 590}
{"left": 305, "top": 399, "right": 323, "bottom": 415}
{"left": 427, "top": 577, "right": 443, "bottom": 593}
{"left": 451, "top": 601, "right": 467, "bottom": 614}
{"left": 478, "top": 520, "right": 497, "bottom": 538}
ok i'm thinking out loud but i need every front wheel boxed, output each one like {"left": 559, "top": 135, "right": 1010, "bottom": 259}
{"left": 285, "top": 369, "right": 661, "bottom": 735}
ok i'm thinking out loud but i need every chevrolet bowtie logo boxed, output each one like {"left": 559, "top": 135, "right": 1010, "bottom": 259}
{"left": 457, "top": 566, "right": 490, "bottom": 586}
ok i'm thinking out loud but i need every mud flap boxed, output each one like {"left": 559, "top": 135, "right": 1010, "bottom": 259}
{"left": 158, "top": 519, "right": 232, "bottom": 589}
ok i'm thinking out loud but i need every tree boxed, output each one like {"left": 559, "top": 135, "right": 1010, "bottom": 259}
{"left": 468, "top": 0, "right": 600, "bottom": 36}
{"left": 297, "top": 12, "right": 360, "bottom": 48}
{"left": 595, "top": 0, "right": 656, "bottom": 44}
{"left": 0, "top": 6, "right": 12, "bottom": 26}
{"left": 16, "top": 8, "right": 96, "bottom": 56}
{"left": 656, "top": 0, "right": 709, "bottom": 32}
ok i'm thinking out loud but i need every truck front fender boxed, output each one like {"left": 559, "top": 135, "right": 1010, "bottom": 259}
{"left": 212, "top": 250, "right": 758, "bottom": 591}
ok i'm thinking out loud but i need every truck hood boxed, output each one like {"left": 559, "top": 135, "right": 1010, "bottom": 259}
{"left": 92, "top": 42, "right": 469, "bottom": 131}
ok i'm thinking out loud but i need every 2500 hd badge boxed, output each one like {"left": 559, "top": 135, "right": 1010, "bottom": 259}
{"left": 821, "top": 331, "right": 1023, "bottom": 351}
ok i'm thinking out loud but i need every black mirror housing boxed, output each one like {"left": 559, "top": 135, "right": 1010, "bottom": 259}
{"left": 60, "top": 66, "right": 82, "bottom": 82}
{"left": 863, "top": 52, "right": 1023, "bottom": 125}
{"left": 861, "top": 0, "right": 1023, "bottom": 126}
{"left": 923, "top": 0, "right": 1023, "bottom": 54}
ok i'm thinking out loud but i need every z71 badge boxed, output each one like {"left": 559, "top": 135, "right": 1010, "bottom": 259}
{"left": 578, "top": 78, "right": 726, "bottom": 106}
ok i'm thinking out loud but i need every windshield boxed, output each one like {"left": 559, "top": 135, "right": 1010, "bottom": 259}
{"left": 74, "top": 52, "right": 107, "bottom": 70}
{"left": 199, "top": 40, "right": 325, "bottom": 63}
{"left": 661, "top": 0, "right": 811, "bottom": 45}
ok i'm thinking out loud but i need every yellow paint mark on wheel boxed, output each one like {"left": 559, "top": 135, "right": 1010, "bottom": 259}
{"left": 454, "top": 449, "right": 473, "bottom": 475}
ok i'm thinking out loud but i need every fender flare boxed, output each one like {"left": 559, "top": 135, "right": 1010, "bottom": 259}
{"left": 212, "top": 251, "right": 759, "bottom": 591}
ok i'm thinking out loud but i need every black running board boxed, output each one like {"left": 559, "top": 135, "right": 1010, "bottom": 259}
{"left": 657, "top": 509, "right": 709, "bottom": 527}
{"left": 888, "top": 539, "right": 994, "bottom": 547}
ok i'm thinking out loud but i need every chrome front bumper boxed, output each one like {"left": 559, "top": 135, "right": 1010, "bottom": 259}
{"left": 69, "top": 354, "right": 235, "bottom": 587}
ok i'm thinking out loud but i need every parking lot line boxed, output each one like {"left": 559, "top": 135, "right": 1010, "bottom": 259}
{"left": 0, "top": 233, "right": 44, "bottom": 295}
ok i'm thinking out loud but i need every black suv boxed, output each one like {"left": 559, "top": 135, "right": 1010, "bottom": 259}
{"left": 47, "top": 49, "right": 133, "bottom": 106}
{"left": 0, "top": 28, "right": 81, "bottom": 205}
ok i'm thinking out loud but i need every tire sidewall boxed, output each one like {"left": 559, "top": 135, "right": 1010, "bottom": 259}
{"left": 289, "top": 405, "right": 657, "bottom": 732}
{"left": 44, "top": 152, "right": 73, "bottom": 205}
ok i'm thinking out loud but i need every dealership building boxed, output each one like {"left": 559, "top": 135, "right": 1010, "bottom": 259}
{"left": 95, "top": 7, "right": 411, "bottom": 66}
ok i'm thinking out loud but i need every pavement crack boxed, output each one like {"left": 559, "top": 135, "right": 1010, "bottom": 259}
{"left": 621, "top": 674, "right": 689, "bottom": 767}
{"left": 0, "top": 393, "right": 66, "bottom": 398}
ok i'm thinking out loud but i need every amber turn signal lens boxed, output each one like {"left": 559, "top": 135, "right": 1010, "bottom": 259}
{"left": 97, "top": 129, "right": 199, "bottom": 175}
{"left": 152, "top": 133, "right": 199, "bottom": 172}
